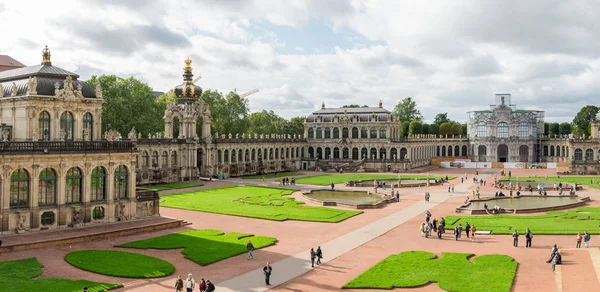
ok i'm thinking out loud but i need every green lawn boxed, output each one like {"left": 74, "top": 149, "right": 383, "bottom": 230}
{"left": 64, "top": 250, "right": 175, "bottom": 278}
{"left": 149, "top": 182, "right": 204, "bottom": 191}
{"left": 0, "top": 257, "right": 121, "bottom": 292}
{"left": 118, "top": 229, "right": 277, "bottom": 266}
{"left": 499, "top": 176, "right": 600, "bottom": 189}
{"left": 445, "top": 206, "right": 600, "bottom": 234}
{"left": 160, "top": 186, "right": 361, "bottom": 222}
{"left": 296, "top": 173, "right": 451, "bottom": 186}
{"left": 242, "top": 172, "right": 304, "bottom": 179}
{"left": 343, "top": 251, "right": 517, "bottom": 292}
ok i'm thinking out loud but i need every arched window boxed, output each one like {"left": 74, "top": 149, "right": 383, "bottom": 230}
{"left": 152, "top": 151, "right": 159, "bottom": 167}
{"left": 83, "top": 112, "right": 93, "bottom": 141}
{"left": 543, "top": 146, "right": 548, "bottom": 156}
{"left": 252, "top": 149, "right": 256, "bottom": 161}
{"left": 333, "top": 128, "right": 340, "bottom": 139}
{"left": 361, "top": 127, "right": 368, "bottom": 138}
{"left": 556, "top": 146, "right": 561, "bottom": 156}
{"left": 142, "top": 151, "right": 149, "bottom": 167}
{"left": 171, "top": 151, "right": 178, "bottom": 166}
{"left": 325, "top": 147, "right": 331, "bottom": 159}
{"left": 65, "top": 167, "right": 82, "bottom": 203}
{"left": 39, "top": 111, "right": 51, "bottom": 141}
{"left": 390, "top": 148, "right": 398, "bottom": 160}
{"left": 574, "top": 149, "right": 583, "bottom": 160}
{"left": 239, "top": 149, "right": 243, "bottom": 161}
{"left": 400, "top": 148, "right": 408, "bottom": 160}
{"left": 224, "top": 150, "right": 229, "bottom": 163}
{"left": 333, "top": 147, "right": 339, "bottom": 159}
{"left": 352, "top": 147, "right": 359, "bottom": 160}
{"left": 370, "top": 127, "right": 377, "bottom": 139}
{"left": 361, "top": 147, "right": 368, "bottom": 159}
{"left": 550, "top": 146, "right": 555, "bottom": 156}
{"left": 477, "top": 122, "right": 487, "bottom": 137}
{"left": 91, "top": 167, "right": 106, "bottom": 201}
{"left": 586, "top": 149, "right": 594, "bottom": 161}
{"left": 114, "top": 165, "right": 128, "bottom": 199}
{"left": 60, "top": 111, "right": 74, "bottom": 141}
{"left": 316, "top": 128, "right": 322, "bottom": 138}
{"left": 162, "top": 151, "right": 169, "bottom": 167}
{"left": 308, "top": 147, "right": 314, "bottom": 158}
{"left": 497, "top": 122, "right": 509, "bottom": 137}
{"left": 518, "top": 122, "right": 529, "bottom": 137}
{"left": 324, "top": 127, "right": 331, "bottom": 138}
{"left": 342, "top": 127, "right": 348, "bottom": 138}
{"left": 10, "top": 169, "right": 29, "bottom": 208}
{"left": 370, "top": 148, "right": 377, "bottom": 159}
{"left": 39, "top": 168, "right": 57, "bottom": 206}
{"left": 352, "top": 127, "right": 358, "bottom": 138}
{"left": 308, "top": 128, "right": 314, "bottom": 139}
{"left": 379, "top": 127, "right": 386, "bottom": 139}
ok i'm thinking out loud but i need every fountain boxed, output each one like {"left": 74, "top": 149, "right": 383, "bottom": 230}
{"left": 302, "top": 190, "right": 394, "bottom": 209}
{"left": 456, "top": 195, "right": 590, "bottom": 214}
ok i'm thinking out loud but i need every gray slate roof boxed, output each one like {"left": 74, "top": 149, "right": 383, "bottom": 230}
{"left": 311, "top": 107, "right": 391, "bottom": 115}
{"left": 0, "top": 64, "right": 79, "bottom": 82}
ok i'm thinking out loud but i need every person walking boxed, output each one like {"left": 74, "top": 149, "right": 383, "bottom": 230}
{"left": 547, "top": 244, "right": 558, "bottom": 263}
{"left": 432, "top": 218, "right": 438, "bottom": 232}
{"left": 465, "top": 222, "right": 471, "bottom": 239}
{"left": 205, "top": 280, "right": 215, "bottom": 292}
{"left": 198, "top": 278, "right": 207, "bottom": 292}
{"left": 185, "top": 273, "right": 195, "bottom": 292}
{"left": 451, "top": 184, "right": 455, "bottom": 192}
{"left": 395, "top": 191, "right": 400, "bottom": 202}
{"left": 470, "top": 224, "right": 476, "bottom": 241}
{"left": 316, "top": 246, "right": 323, "bottom": 265}
{"left": 420, "top": 223, "right": 425, "bottom": 237}
{"left": 425, "top": 210, "right": 431, "bottom": 223}
{"left": 310, "top": 248, "right": 316, "bottom": 267}
{"left": 576, "top": 232, "right": 582, "bottom": 248}
{"left": 454, "top": 225, "right": 460, "bottom": 241}
{"left": 331, "top": 183, "right": 335, "bottom": 191}
{"left": 512, "top": 229, "right": 519, "bottom": 247}
{"left": 425, "top": 223, "right": 431, "bottom": 238}
{"left": 263, "top": 262, "right": 273, "bottom": 286}
{"left": 247, "top": 240, "right": 254, "bottom": 260}
{"left": 175, "top": 276, "right": 184, "bottom": 292}
{"left": 584, "top": 231, "right": 591, "bottom": 248}
{"left": 525, "top": 228, "right": 533, "bottom": 248}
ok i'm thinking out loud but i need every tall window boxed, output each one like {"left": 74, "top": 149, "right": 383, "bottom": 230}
{"left": 518, "top": 123, "right": 529, "bottom": 137}
{"left": 83, "top": 112, "right": 93, "bottom": 141}
{"left": 91, "top": 167, "right": 106, "bottom": 201}
{"left": 308, "top": 128, "right": 314, "bottom": 138}
{"left": 574, "top": 149, "right": 583, "bottom": 160}
{"left": 39, "top": 168, "right": 57, "bottom": 206}
{"left": 342, "top": 127, "right": 348, "bottom": 138}
{"left": 333, "top": 128, "right": 340, "bottom": 139}
{"left": 60, "top": 111, "right": 74, "bottom": 141}
{"left": 361, "top": 127, "right": 368, "bottom": 138}
{"left": 65, "top": 167, "right": 82, "bottom": 203}
{"left": 171, "top": 151, "right": 178, "bottom": 166}
{"left": 370, "top": 127, "right": 377, "bottom": 139}
{"left": 39, "top": 111, "right": 51, "bottom": 141}
{"left": 114, "top": 165, "right": 128, "bottom": 199}
{"left": 10, "top": 169, "right": 29, "bottom": 208}
{"left": 162, "top": 151, "right": 168, "bottom": 167}
{"left": 316, "top": 127, "right": 322, "bottom": 138}
{"left": 351, "top": 127, "right": 358, "bottom": 138}
{"left": 141, "top": 151, "right": 149, "bottom": 167}
{"left": 379, "top": 127, "right": 386, "bottom": 139}
{"left": 324, "top": 127, "right": 331, "bottom": 138}
{"left": 477, "top": 122, "right": 487, "bottom": 137}
{"left": 152, "top": 151, "right": 159, "bottom": 167}
{"left": 497, "top": 122, "right": 509, "bottom": 137}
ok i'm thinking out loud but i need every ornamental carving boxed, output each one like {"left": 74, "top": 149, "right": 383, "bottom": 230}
{"left": 27, "top": 77, "right": 37, "bottom": 95}
{"left": 11, "top": 82, "right": 17, "bottom": 97}
{"left": 0, "top": 84, "right": 3, "bottom": 97}
{"left": 55, "top": 76, "right": 83, "bottom": 100}
{"left": 95, "top": 83, "right": 103, "bottom": 99}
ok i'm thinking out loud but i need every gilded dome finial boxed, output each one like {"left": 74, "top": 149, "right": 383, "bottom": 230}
{"left": 183, "top": 57, "right": 193, "bottom": 81}
{"left": 42, "top": 45, "right": 51, "bottom": 65}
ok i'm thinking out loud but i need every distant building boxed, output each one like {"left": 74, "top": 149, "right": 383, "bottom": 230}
{"left": 0, "top": 55, "right": 25, "bottom": 72}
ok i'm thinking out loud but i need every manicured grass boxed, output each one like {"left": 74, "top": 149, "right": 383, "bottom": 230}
{"left": 242, "top": 172, "right": 304, "bottom": 179}
{"left": 64, "top": 250, "right": 175, "bottom": 278}
{"left": 343, "top": 251, "right": 517, "bottom": 292}
{"left": 160, "top": 186, "right": 361, "bottom": 222}
{"left": 0, "top": 257, "right": 121, "bottom": 292}
{"left": 499, "top": 175, "right": 600, "bottom": 189}
{"left": 118, "top": 229, "right": 277, "bottom": 266}
{"left": 295, "top": 173, "right": 452, "bottom": 186}
{"left": 149, "top": 182, "right": 204, "bottom": 191}
{"left": 445, "top": 206, "right": 600, "bottom": 234}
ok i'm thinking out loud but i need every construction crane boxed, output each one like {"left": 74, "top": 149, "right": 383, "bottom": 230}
{"left": 192, "top": 74, "right": 202, "bottom": 83}
{"left": 238, "top": 88, "right": 259, "bottom": 98}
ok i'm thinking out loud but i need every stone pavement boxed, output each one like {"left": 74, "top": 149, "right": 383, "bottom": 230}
{"left": 216, "top": 192, "right": 450, "bottom": 292}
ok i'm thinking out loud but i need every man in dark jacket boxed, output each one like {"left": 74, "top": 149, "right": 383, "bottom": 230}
{"left": 316, "top": 246, "right": 323, "bottom": 265}
{"left": 205, "top": 280, "right": 215, "bottom": 292}
{"left": 263, "top": 262, "right": 272, "bottom": 286}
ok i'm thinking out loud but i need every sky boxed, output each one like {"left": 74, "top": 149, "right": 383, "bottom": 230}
{"left": 1, "top": 0, "right": 599, "bottom": 123}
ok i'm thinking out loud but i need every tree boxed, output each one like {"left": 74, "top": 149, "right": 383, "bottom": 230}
{"left": 342, "top": 104, "right": 368, "bottom": 108}
{"left": 549, "top": 123, "right": 560, "bottom": 137}
{"left": 429, "top": 124, "right": 440, "bottom": 136}
{"left": 422, "top": 123, "right": 429, "bottom": 135}
{"left": 247, "top": 110, "right": 286, "bottom": 134}
{"left": 559, "top": 122, "right": 571, "bottom": 135}
{"left": 573, "top": 105, "right": 599, "bottom": 137}
{"left": 408, "top": 121, "right": 423, "bottom": 136}
{"left": 544, "top": 122, "right": 550, "bottom": 136}
{"left": 201, "top": 90, "right": 250, "bottom": 135}
{"left": 392, "top": 97, "right": 423, "bottom": 123}
{"left": 399, "top": 121, "right": 410, "bottom": 138}
{"left": 87, "top": 75, "right": 164, "bottom": 137}
{"left": 461, "top": 123, "right": 467, "bottom": 136}
{"left": 287, "top": 116, "right": 306, "bottom": 136}
{"left": 439, "top": 121, "right": 461, "bottom": 136}
{"left": 434, "top": 113, "right": 449, "bottom": 125}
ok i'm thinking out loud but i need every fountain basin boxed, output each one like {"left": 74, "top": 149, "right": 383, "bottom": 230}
{"left": 347, "top": 178, "right": 439, "bottom": 188}
{"left": 302, "top": 190, "right": 394, "bottom": 209}
{"left": 500, "top": 180, "right": 583, "bottom": 190}
{"left": 456, "top": 195, "right": 590, "bottom": 214}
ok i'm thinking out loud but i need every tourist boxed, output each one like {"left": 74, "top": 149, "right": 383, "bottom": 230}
{"left": 263, "top": 262, "right": 273, "bottom": 286}
{"left": 525, "top": 228, "right": 533, "bottom": 248}
{"left": 584, "top": 231, "right": 591, "bottom": 248}
{"left": 247, "top": 240, "right": 254, "bottom": 260}
{"left": 576, "top": 232, "right": 582, "bottom": 248}
{"left": 425, "top": 222, "right": 431, "bottom": 238}
{"left": 420, "top": 223, "right": 425, "bottom": 237}
{"left": 465, "top": 222, "right": 471, "bottom": 238}
{"left": 310, "top": 248, "right": 316, "bottom": 267}
{"left": 512, "top": 229, "right": 519, "bottom": 247}
{"left": 461, "top": 177, "right": 464, "bottom": 184}
{"left": 316, "top": 246, "right": 323, "bottom": 265}
{"left": 205, "top": 280, "right": 215, "bottom": 292}
{"left": 395, "top": 191, "right": 400, "bottom": 202}
{"left": 185, "top": 273, "right": 195, "bottom": 292}
{"left": 425, "top": 210, "right": 431, "bottom": 223}
{"left": 547, "top": 244, "right": 558, "bottom": 263}
{"left": 454, "top": 224, "right": 461, "bottom": 241}
{"left": 432, "top": 218, "right": 438, "bottom": 232}
{"left": 451, "top": 184, "right": 455, "bottom": 192}
{"left": 175, "top": 276, "right": 184, "bottom": 292}
{"left": 552, "top": 251, "right": 562, "bottom": 271}
{"left": 425, "top": 192, "right": 430, "bottom": 202}
{"left": 437, "top": 221, "right": 444, "bottom": 239}
{"left": 83, "top": 288, "right": 88, "bottom": 292}
{"left": 470, "top": 224, "right": 476, "bottom": 241}
{"left": 199, "top": 278, "right": 207, "bottom": 292}
{"left": 448, "top": 184, "right": 451, "bottom": 192}
{"left": 331, "top": 183, "right": 334, "bottom": 191}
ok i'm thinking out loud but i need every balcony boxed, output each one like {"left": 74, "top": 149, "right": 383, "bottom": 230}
{"left": 135, "top": 188, "right": 160, "bottom": 201}
{"left": 0, "top": 141, "right": 134, "bottom": 155}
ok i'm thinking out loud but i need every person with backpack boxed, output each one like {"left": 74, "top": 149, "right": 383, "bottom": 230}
{"left": 584, "top": 231, "right": 591, "bottom": 248}
{"left": 175, "top": 276, "right": 184, "bottom": 292}
{"left": 525, "top": 228, "right": 533, "bottom": 248}
{"left": 512, "top": 229, "right": 519, "bottom": 247}
{"left": 316, "top": 246, "right": 323, "bottom": 265}
{"left": 247, "top": 240, "right": 254, "bottom": 260}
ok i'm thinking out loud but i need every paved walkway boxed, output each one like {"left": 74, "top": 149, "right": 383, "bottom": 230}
{"left": 216, "top": 192, "right": 449, "bottom": 291}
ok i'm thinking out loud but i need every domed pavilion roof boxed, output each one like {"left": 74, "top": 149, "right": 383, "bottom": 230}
{"left": 173, "top": 58, "right": 203, "bottom": 104}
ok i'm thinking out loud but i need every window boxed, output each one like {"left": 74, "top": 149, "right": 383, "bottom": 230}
{"left": 333, "top": 128, "right": 340, "bottom": 139}
{"left": 351, "top": 127, "right": 358, "bottom": 138}
{"left": 316, "top": 128, "right": 322, "bottom": 138}
{"left": 39, "top": 111, "right": 51, "bottom": 141}
{"left": 152, "top": 151, "right": 159, "bottom": 167}
{"left": 83, "top": 112, "right": 93, "bottom": 141}
{"left": 114, "top": 165, "right": 128, "bottom": 199}
{"left": 574, "top": 149, "right": 583, "bottom": 160}
{"left": 93, "top": 206, "right": 105, "bottom": 220}
{"left": 38, "top": 168, "right": 57, "bottom": 206}
{"left": 308, "top": 128, "right": 314, "bottom": 138}
{"left": 324, "top": 127, "right": 331, "bottom": 138}
{"left": 379, "top": 127, "right": 386, "bottom": 139}
{"left": 41, "top": 211, "right": 55, "bottom": 225}
{"left": 370, "top": 127, "right": 377, "bottom": 139}
{"left": 518, "top": 123, "right": 529, "bottom": 137}
{"left": 171, "top": 151, "right": 178, "bottom": 166}
{"left": 497, "top": 122, "right": 509, "bottom": 137}
{"left": 477, "top": 122, "right": 487, "bottom": 137}
{"left": 141, "top": 151, "right": 149, "bottom": 167}
{"left": 91, "top": 167, "right": 106, "bottom": 201}
{"left": 65, "top": 167, "right": 82, "bottom": 203}
{"left": 361, "top": 127, "right": 368, "bottom": 138}
{"left": 586, "top": 149, "right": 594, "bottom": 161}
{"left": 162, "top": 151, "right": 168, "bottom": 167}
{"left": 60, "top": 111, "right": 74, "bottom": 141}
{"left": 10, "top": 169, "right": 29, "bottom": 208}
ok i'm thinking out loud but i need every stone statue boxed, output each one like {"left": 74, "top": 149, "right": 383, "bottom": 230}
{"left": 76, "top": 83, "right": 83, "bottom": 93}
{"left": 58, "top": 129, "right": 65, "bottom": 141}
{"left": 32, "top": 128, "right": 39, "bottom": 141}
{"left": 1, "top": 128, "right": 9, "bottom": 141}
{"left": 235, "top": 133, "right": 239, "bottom": 139}
{"left": 215, "top": 132, "right": 219, "bottom": 139}
{"left": 221, "top": 134, "right": 225, "bottom": 139}
{"left": 54, "top": 82, "right": 60, "bottom": 95}
{"left": 64, "top": 75, "right": 74, "bottom": 91}
{"left": 0, "top": 83, "right": 4, "bottom": 97}
{"left": 82, "top": 128, "right": 90, "bottom": 141}
{"left": 96, "top": 83, "right": 103, "bottom": 98}
{"left": 128, "top": 127, "right": 137, "bottom": 140}
{"left": 70, "top": 207, "right": 82, "bottom": 227}
{"left": 501, "top": 96, "right": 505, "bottom": 105}
{"left": 254, "top": 133, "right": 258, "bottom": 139}
{"left": 11, "top": 82, "right": 17, "bottom": 97}
{"left": 27, "top": 77, "right": 37, "bottom": 95}
{"left": 228, "top": 133, "right": 232, "bottom": 139}
{"left": 15, "top": 213, "right": 28, "bottom": 233}
{"left": 115, "top": 204, "right": 127, "bottom": 221}
{"left": 137, "top": 132, "right": 142, "bottom": 139}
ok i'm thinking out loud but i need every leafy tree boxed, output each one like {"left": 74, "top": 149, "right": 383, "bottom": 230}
{"left": 421, "top": 123, "right": 429, "bottom": 135}
{"left": 201, "top": 90, "right": 250, "bottom": 135}
{"left": 434, "top": 113, "right": 449, "bottom": 125}
{"left": 573, "top": 105, "right": 599, "bottom": 137}
{"left": 87, "top": 75, "right": 164, "bottom": 137}
{"left": 429, "top": 124, "right": 440, "bottom": 136}
{"left": 247, "top": 110, "right": 286, "bottom": 134}
{"left": 549, "top": 123, "right": 560, "bottom": 137}
{"left": 544, "top": 122, "right": 550, "bottom": 136}
{"left": 287, "top": 116, "right": 306, "bottom": 136}
{"left": 461, "top": 123, "right": 467, "bottom": 136}
{"left": 342, "top": 104, "right": 369, "bottom": 108}
{"left": 392, "top": 97, "right": 423, "bottom": 123}
{"left": 408, "top": 121, "right": 422, "bottom": 135}
{"left": 439, "top": 121, "right": 462, "bottom": 136}
{"left": 399, "top": 121, "right": 410, "bottom": 138}
{"left": 559, "top": 122, "right": 571, "bottom": 135}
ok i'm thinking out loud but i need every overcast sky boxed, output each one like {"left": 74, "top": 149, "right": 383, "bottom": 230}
{"left": 1, "top": 0, "right": 598, "bottom": 123}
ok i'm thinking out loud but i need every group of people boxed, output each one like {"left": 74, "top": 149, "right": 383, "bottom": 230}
{"left": 310, "top": 246, "right": 324, "bottom": 267}
{"left": 175, "top": 274, "right": 215, "bottom": 292}
{"left": 452, "top": 222, "right": 476, "bottom": 241}
{"left": 420, "top": 210, "right": 440, "bottom": 238}
{"left": 277, "top": 177, "right": 296, "bottom": 185}
{"left": 511, "top": 228, "right": 533, "bottom": 248}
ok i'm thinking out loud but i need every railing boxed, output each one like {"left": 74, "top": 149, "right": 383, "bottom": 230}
{"left": 214, "top": 138, "right": 307, "bottom": 143}
{"left": 137, "top": 138, "right": 202, "bottom": 145}
{"left": 0, "top": 141, "right": 134, "bottom": 155}
{"left": 135, "top": 188, "right": 159, "bottom": 201}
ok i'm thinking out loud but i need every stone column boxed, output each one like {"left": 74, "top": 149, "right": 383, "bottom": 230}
{"left": 57, "top": 166, "right": 67, "bottom": 226}
{"left": 30, "top": 165, "right": 40, "bottom": 229}
{"left": 0, "top": 173, "right": 6, "bottom": 232}
{"left": 82, "top": 163, "right": 92, "bottom": 223}
{"left": 106, "top": 163, "right": 115, "bottom": 223}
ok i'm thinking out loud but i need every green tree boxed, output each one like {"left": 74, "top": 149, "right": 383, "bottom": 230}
{"left": 342, "top": 104, "right": 369, "bottom": 108}
{"left": 392, "top": 97, "right": 423, "bottom": 123}
{"left": 434, "top": 113, "right": 449, "bottom": 125}
{"left": 87, "top": 75, "right": 164, "bottom": 137}
{"left": 439, "top": 121, "right": 461, "bottom": 136}
{"left": 408, "top": 121, "right": 423, "bottom": 135}
{"left": 559, "top": 122, "right": 571, "bottom": 135}
{"left": 461, "top": 123, "right": 467, "bottom": 136}
{"left": 247, "top": 110, "right": 286, "bottom": 134}
{"left": 549, "top": 122, "right": 560, "bottom": 137}
{"left": 422, "top": 123, "right": 429, "bottom": 135}
{"left": 287, "top": 116, "right": 306, "bottom": 136}
{"left": 202, "top": 90, "right": 250, "bottom": 135}
{"left": 399, "top": 121, "right": 410, "bottom": 138}
{"left": 573, "top": 105, "right": 599, "bottom": 137}
{"left": 544, "top": 122, "right": 550, "bottom": 136}
{"left": 429, "top": 124, "right": 440, "bottom": 136}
